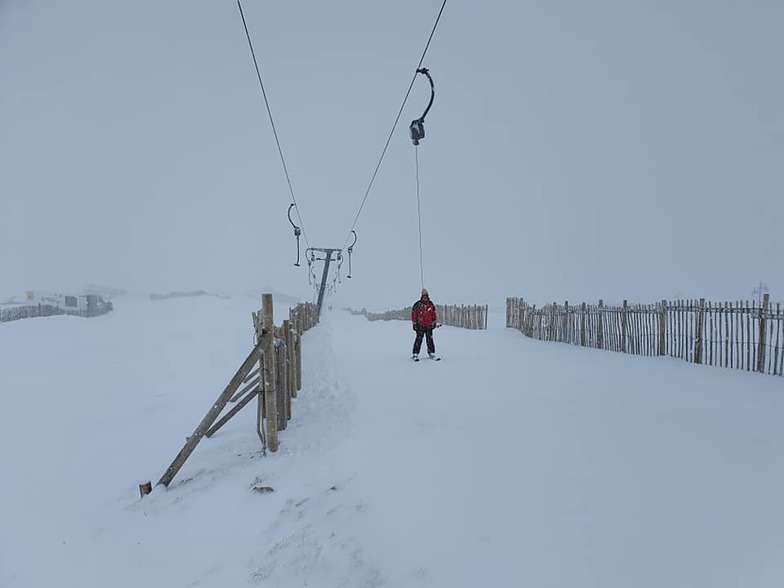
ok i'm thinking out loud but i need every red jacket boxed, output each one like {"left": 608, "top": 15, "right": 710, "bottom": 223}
{"left": 412, "top": 299, "right": 437, "bottom": 329}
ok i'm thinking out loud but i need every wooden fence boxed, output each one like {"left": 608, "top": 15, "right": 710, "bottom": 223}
{"left": 151, "top": 294, "right": 319, "bottom": 492}
{"left": 1, "top": 304, "right": 66, "bottom": 323}
{"left": 507, "top": 295, "right": 783, "bottom": 376}
{"left": 354, "top": 303, "right": 488, "bottom": 330}
{"left": 0, "top": 299, "right": 112, "bottom": 323}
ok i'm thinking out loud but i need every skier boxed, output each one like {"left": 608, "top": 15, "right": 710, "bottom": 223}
{"left": 411, "top": 288, "right": 437, "bottom": 360}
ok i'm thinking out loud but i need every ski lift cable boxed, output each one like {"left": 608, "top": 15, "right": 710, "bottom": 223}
{"left": 238, "top": 1, "right": 311, "bottom": 249}
{"left": 341, "top": 0, "right": 448, "bottom": 251}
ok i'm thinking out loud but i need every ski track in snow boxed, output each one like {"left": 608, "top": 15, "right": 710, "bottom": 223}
{"left": 2, "top": 296, "right": 784, "bottom": 587}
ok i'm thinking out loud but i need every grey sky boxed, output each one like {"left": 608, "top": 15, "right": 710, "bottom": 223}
{"left": 2, "top": 0, "right": 782, "bottom": 310}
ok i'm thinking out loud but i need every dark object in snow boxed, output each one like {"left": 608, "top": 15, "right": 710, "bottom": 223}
{"left": 139, "top": 481, "right": 152, "bottom": 498}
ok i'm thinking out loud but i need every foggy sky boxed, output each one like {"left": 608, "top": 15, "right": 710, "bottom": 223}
{"left": 2, "top": 0, "right": 782, "bottom": 310}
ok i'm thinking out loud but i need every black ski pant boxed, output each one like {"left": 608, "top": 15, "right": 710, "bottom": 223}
{"left": 413, "top": 326, "right": 435, "bottom": 355}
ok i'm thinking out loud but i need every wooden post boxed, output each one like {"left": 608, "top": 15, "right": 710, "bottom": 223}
{"left": 275, "top": 329, "right": 288, "bottom": 431}
{"left": 658, "top": 300, "right": 667, "bottom": 356}
{"left": 597, "top": 299, "right": 604, "bottom": 350}
{"left": 729, "top": 301, "right": 735, "bottom": 368}
{"left": 723, "top": 302, "right": 729, "bottom": 368}
{"left": 776, "top": 302, "right": 782, "bottom": 376}
{"left": 291, "top": 307, "right": 302, "bottom": 398}
{"left": 295, "top": 322, "right": 302, "bottom": 392}
{"left": 261, "top": 294, "right": 278, "bottom": 452}
{"left": 520, "top": 301, "right": 526, "bottom": 335}
{"left": 695, "top": 298, "right": 705, "bottom": 364}
{"left": 251, "top": 311, "right": 261, "bottom": 336}
{"left": 707, "top": 301, "right": 713, "bottom": 366}
{"left": 551, "top": 303, "right": 556, "bottom": 341}
{"left": 580, "top": 302, "right": 586, "bottom": 346}
{"left": 757, "top": 293, "right": 769, "bottom": 373}
{"left": 621, "top": 300, "right": 628, "bottom": 353}
{"left": 746, "top": 300, "right": 752, "bottom": 371}
{"left": 283, "top": 319, "right": 294, "bottom": 409}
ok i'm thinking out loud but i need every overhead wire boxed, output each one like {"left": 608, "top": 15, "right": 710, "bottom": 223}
{"left": 342, "top": 0, "right": 448, "bottom": 251}
{"left": 238, "top": 0, "right": 311, "bottom": 250}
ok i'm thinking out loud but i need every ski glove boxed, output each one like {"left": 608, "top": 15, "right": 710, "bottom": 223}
{"left": 412, "top": 323, "right": 419, "bottom": 332}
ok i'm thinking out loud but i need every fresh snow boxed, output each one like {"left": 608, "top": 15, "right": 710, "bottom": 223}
{"left": 2, "top": 294, "right": 783, "bottom": 587}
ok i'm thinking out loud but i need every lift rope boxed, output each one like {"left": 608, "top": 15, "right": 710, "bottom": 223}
{"left": 411, "top": 67, "right": 435, "bottom": 288}
{"left": 341, "top": 0, "right": 448, "bottom": 252}
{"left": 415, "top": 146, "right": 425, "bottom": 289}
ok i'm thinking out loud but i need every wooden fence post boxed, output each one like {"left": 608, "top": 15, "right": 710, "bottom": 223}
{"left": 580, "top": 302, "right": 586, "bottom": 346}
{"left": 295, "top": 320, "right": 303, "bottom": 392}
{"left": 621, "top": 300, "right": 628, "bottom": 353}
{"left": 283, "top": 319, "right": 294, "bottom": 408}
{"left": 261, "top": 294, "right": 278, "bottom": 452}
{"left": 549, "top": 303, "right": 554, "bottom": 341}
{"left": 695, "top": 298, "right": 705, "bottom": 364}
{"left": 658, "top": 300, "right": 667, "bottom": 356}
{"left": 288, "top": 310, "right": 299, "bottom": 397}
{"left": 758, "top": 293, "right": 769, "bottom": 373}
{"left": 520, "top": 299, "right": 526, "bottom": 333}
{"left": 275, "top": 327, "right": 288, "bottom": 431}
{"left": 517, "top": 299, "right": 522, "bottom": 331}
{"left": 597, "top": 299, "right": 604, "bottom": 350}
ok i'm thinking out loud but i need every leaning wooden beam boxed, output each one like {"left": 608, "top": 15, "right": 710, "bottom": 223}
{"left": 206, "top": 388, "right": 260, "bottom": 438}
{"left": 230, "top": 376, "right": 260, "bottom": 403}
{"left": 243, "top": 366, "right": 261, "bottom": 383}
{"left": 157, "top": 339, "right": 265, "bottom": 488}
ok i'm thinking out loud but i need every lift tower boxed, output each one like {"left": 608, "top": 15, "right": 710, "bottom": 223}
{"left": 306, "top": 248, "right": 341, "bottom": 317}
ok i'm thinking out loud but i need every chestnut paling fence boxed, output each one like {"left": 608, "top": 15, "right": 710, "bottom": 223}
{"left": 1, "top": 304, "right": 66, "bottom": 322}
{"left": 1, "top": 299, "right": 113, "bottom": 322}
{"left": 351, "top": 303, "right": 488, "bottom": 330}
{"left": 506, "top": 295, "right": 783, "bottom": 376}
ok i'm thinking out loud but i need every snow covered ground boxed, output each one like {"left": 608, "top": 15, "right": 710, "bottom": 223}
{"left": 1, "top": 294, "right": 783, "bottom": 587}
